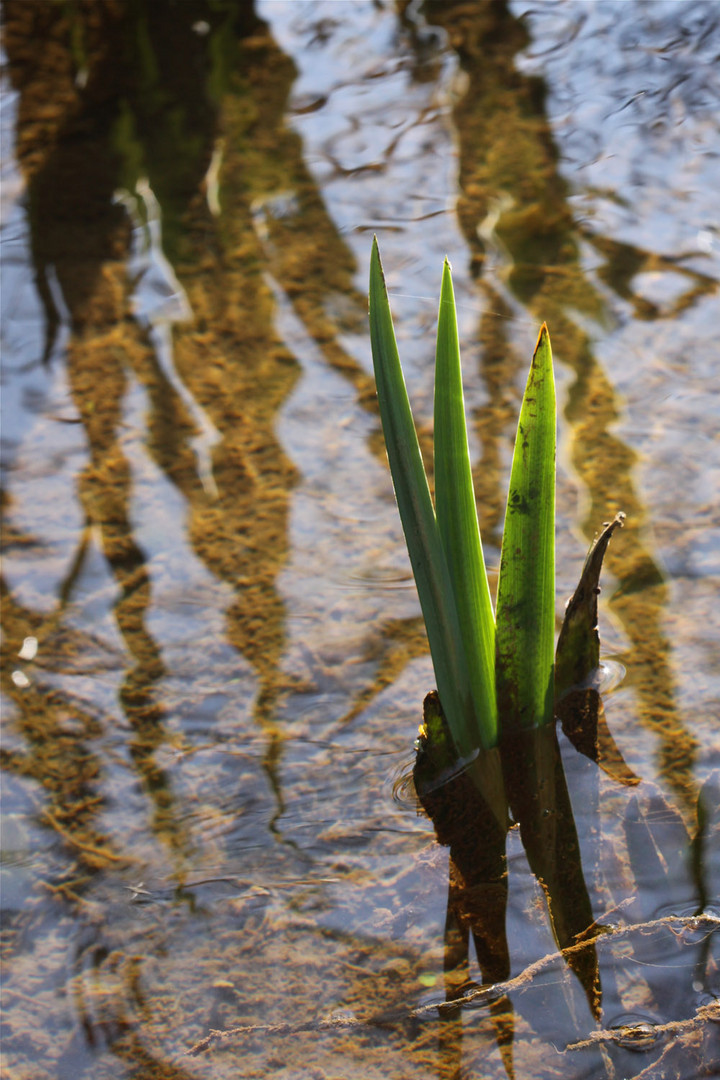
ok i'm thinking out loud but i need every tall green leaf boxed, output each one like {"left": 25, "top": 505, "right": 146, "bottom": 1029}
{"left": 368, "top": 238, "right": 476, "bottom": 758}
{"left": 496, "top": 324, "right": 556, "bottom": 735}
{"left": 434, "top": 260, "right": 497, "bottom": 749}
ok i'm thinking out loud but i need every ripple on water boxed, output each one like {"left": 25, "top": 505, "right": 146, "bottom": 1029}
{"left": 606, "top": 1012, "right": 664, "bottom": 1052}
{"left": 341, "top": 565, "right": 415, "bottom": 590}
{"left": 391, "top": 756, "right": 421, "bottom": 812}
{"left": 594, "top": 659, "right": 627, "bottom": 693}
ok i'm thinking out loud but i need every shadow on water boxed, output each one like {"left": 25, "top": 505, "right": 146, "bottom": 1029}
{"left": 414, "top": 702, "right": 718, "bottom": 1080}
{"left": 417, "top": 719, "right": 600, "bottom": 1079}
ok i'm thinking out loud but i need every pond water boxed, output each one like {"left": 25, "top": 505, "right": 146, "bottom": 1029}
{"left": 1, "top": 2, "right": 719, "bottom": 1078}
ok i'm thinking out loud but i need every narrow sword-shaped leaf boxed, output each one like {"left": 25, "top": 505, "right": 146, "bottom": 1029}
{"left": 496, "top": 323, "right": 556, "bottom": 735}
{"left": 369, "top": 239, "right": 477, "bottom": 758}
{"left": 434, "top": 260, "right": 497, "bottom": 749}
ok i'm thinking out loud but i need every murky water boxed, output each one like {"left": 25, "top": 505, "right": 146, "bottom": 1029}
{"left": 1, "top": 2, "right": 718, "bottom": 1078}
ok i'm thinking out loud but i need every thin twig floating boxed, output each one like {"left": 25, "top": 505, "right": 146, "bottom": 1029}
{"left": 564, "top": 1000, "right": 720, "bottom": 1053}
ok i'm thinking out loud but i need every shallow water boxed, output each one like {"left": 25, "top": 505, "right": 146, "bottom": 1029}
{"left": 1, "top": 2, "right": 719, "bottom": 1078}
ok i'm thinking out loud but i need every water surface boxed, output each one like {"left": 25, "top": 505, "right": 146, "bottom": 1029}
{"left": 1, "top": 2, "right": 719, "bottom": 1078}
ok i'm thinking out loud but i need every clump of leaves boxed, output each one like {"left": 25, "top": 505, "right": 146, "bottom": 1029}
{"left": 369, "top": 238, "right": 556, "bottom": 757}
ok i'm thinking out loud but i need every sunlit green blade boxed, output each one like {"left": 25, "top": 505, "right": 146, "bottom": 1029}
{"left": 434, "top": 260, "right": 497, "bottom": 749}
{"left": 369, "top": 239, "right": 476, "bottom": 758}
{"left": 496, "top": 324, "right": 556, "bottom": 734}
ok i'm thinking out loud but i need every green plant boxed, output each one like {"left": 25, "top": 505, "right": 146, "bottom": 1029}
{"left": 369, "top": 238, "right": 555, "bottom": 756}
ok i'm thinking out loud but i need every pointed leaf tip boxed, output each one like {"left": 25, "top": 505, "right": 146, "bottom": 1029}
{"left": 534, "top": 322, "right": 550, "bottom": 355}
